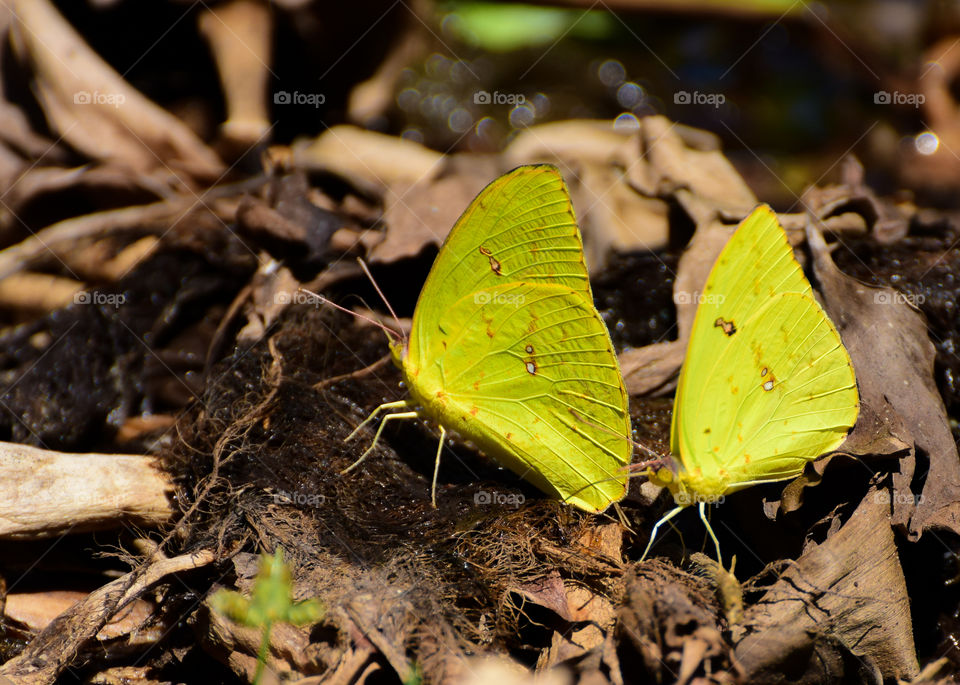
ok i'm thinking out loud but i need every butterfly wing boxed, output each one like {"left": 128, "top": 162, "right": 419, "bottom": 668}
{"left": 672, "top": 205, "right": 858, "bottom": 496}
{"left": 403, "top": 165, "right": 630, "bottom": 512}
{"left": 407, "top": 165, "right": 592, "bottom": 365}
{"left": 409, "top": 281, "right": 630, "bottom": 512}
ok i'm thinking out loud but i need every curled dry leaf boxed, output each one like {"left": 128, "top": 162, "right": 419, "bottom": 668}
{"left": 236, "top": 172, "right": 341, "bottom": 265}
{"left": 369, "top": 156, "right": 497, "bottom": 263}
{"left": 10, "top": 0, "right": 224, "bottom": 181}
{"left": 235, "top": 261, "right": 301, "bottom": 345}
{"left": 305, "top": 119, "right": 757, "bottom": 283}
{"left": 802, "top": 155, "right": 909, "bottom": 243}
{"left": 0, "top": 550, "right": 216, "bottom": 685}
{"left": 804, "top": 220, "right": 960, "bottom": 538}
{"left": 5, "top": 590, "right": 155, "bottom": 642}
{"left": 735, "top": 491, "right": 918, "bottom": 682}
{"left": 0, "top": 195, "right": 224, "bottom": 282}
{"left": 630, "top": 115, "right": 757, "bottom": 225}
{"left": 617, "top": 341, "right": 686, "bottom": 398}
{"left": 291, "top": 124, "right": 444, "bottom": 195}
{"left": 0, "top": 165, "right": 168, "bottom": 230}
{"left": 571, "top": 161, "right": 670, "bottom": 271}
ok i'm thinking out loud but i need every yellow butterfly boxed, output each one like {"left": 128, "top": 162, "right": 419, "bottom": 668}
{"left": 642, "top": 205, "right": 859, "bottom": 562}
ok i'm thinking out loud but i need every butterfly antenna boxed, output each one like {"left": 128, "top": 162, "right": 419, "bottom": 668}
{"left": 357, "top": 257, "right": 406, "bottom": 344}
{"left": 568, "top": 408, "right": 664, "bottom": 466}
{"left": 299, "top": 288, "right": 401, "bottom": 344}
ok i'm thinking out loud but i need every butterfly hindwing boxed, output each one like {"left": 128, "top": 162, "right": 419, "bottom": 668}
{"left": 407, "top": 281, "right": 630, "bottom": 511}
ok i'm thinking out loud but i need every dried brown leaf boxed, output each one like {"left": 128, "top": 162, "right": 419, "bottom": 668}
{"left": 632, "top": 115, "right": 757, "bottom": 225}
{"left": 369, "top": 159, "right": 496, "bottom": 264}
{"left": 11, "top": 0, "right": 223, "bottom": 180}
{"left": 735, "top": 491, "right": 918, "bottom": 682}
{"left": 291, "top": 125, "right": 444, "bottom": 196}
{"left": 806, "top": 220, "right": 960, "bottom": 538}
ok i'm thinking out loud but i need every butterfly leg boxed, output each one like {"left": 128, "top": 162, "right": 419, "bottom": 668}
{"left": 430, "top": 424, "right": 447, "bottom": 508}
{"left": 341, "top": 403, "right": 419, "bottom": 474}
{"left": 640, "top": 505, "right": 684, "bottom": 561}
{"left": 698, "top": 501, "right": 723, "bottom": 567}
{"left": 344, "top": 399, "right": 412, "bottom": 442}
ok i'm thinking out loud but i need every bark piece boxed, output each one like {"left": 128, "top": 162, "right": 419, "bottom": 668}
{"left": 0, "top": 441, "right": 173, "bottom": 538}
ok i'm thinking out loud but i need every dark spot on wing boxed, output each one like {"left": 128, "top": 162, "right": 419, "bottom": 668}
{"left": 714, "top": 317, "right": 736, "bottom": 336}
{"left": 479, "top": 245, "right": 502, "bottom": 275}
{"left": 761, "top": 366, "right": 777, "bottom": 391}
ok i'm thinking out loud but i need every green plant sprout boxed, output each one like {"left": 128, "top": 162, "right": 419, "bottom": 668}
{"left": 210, "top": 548, "right": 324, "bottom": 685}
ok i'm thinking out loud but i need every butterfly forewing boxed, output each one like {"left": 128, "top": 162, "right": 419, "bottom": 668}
{"left": 408, "top": 166, "right": 592, "bottom": 366}
{"left": 672, "top": 205, "right": 859, "bottom": 494}
{"left": 679, "top": 292, "right": 858, "bottom": 489}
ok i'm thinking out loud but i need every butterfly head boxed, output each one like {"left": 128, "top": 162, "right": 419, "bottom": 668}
{"left": 648, "top": 457, "right": 727, "bottom": 508}
{"left": 647, "top": 460, "right": 686, "bottom": 503}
